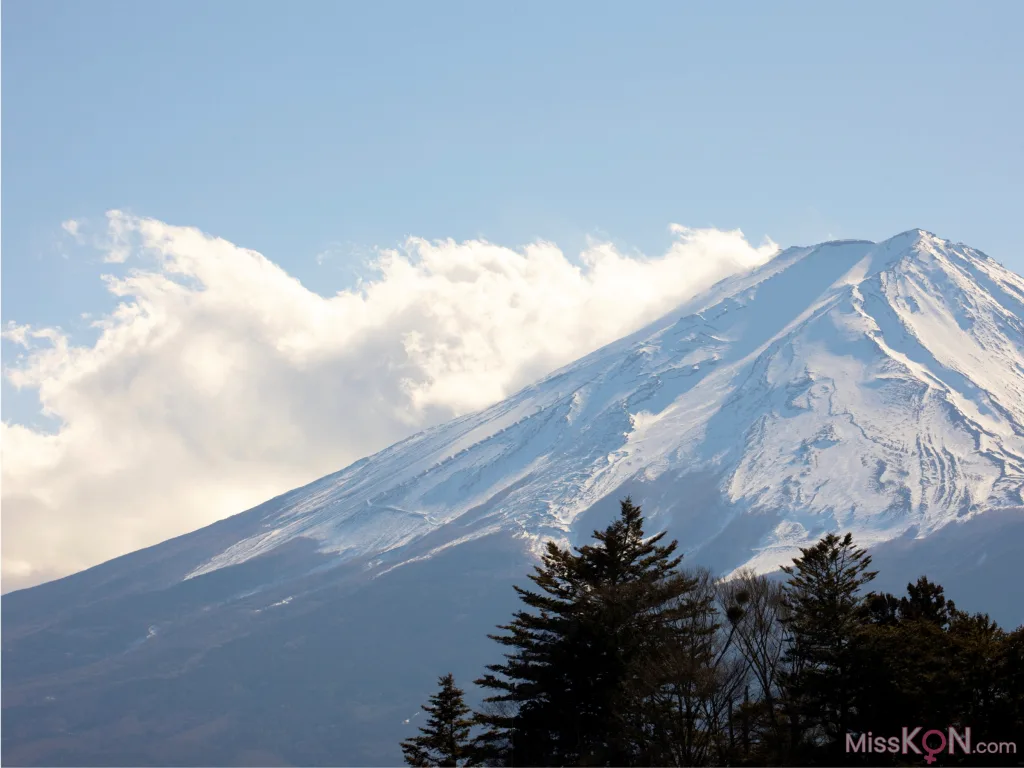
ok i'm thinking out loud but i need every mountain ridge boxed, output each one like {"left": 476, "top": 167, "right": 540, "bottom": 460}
{"left": 159, "top": 228, "right": 1024, "bottom": 586}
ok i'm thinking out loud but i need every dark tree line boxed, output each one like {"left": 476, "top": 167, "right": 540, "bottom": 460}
{"left": 401, "top": 499, "right": 1024, "bottom": 766}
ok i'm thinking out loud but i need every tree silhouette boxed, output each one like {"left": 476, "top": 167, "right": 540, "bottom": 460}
{"left": 401, "top": 673, "right": 476, "bottom": 767}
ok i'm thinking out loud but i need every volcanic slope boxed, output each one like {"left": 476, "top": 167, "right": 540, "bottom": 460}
{"left": 4, "top": 229, "right": 1024, "bottom": 767}
{"left": 181, "top": 228, "right": 1024, "bottom": 583}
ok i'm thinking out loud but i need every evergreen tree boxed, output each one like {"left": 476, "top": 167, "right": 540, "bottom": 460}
{"left": 779, "top": 532, "right": 877, "bottom": 763}
{"left": 474, "top": 497, "right": 710, "bottom": 766}
{"left": 853, "top": 578, "right": 1019, "bottom": 767}
{"left": 854, "top": 579, "right": 960, "bottom": 762}
{"left": 948, "top": 609, "right": 1007, "bottom": 731}
{"left": 900, "top": 575, "right": 956, "bottom": 625}
{"left": 401, "top": 673, "right": 476, "bottom": 767}
{"left": 409, "top": 496, "right": 1020, "bottom": 767}
{"left": 996, "top": 625, "right": 1024, "bottom": 744}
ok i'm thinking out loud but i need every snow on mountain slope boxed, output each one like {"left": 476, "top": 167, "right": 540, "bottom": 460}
{"left": 6, "top": 229, "right": 1023, "bottom": 768}
{"left": 185, "top": 229, "right": 1024, "bottom": 582}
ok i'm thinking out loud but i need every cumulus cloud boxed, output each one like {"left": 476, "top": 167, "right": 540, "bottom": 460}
{"left": 1, "top": 212, "right": 778, "bottom": 591}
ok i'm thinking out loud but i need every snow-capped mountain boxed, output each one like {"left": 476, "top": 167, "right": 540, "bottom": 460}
{"left": 185, "top": 229, "right": 1024, "bottom": 582}
{"left": 4, "top": 230, "right": 1023, "bottom": 767}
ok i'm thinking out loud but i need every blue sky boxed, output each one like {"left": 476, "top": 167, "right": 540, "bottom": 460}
{"left": 5, "top": 0, "right": 1022, "bottom": 330}
{"left": 2, "top": 0, "right": 1023, "bottom": 590}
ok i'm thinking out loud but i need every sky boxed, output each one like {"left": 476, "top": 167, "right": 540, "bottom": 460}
{"left": 2, "top": 0, "right": 1022, "bottom": 591}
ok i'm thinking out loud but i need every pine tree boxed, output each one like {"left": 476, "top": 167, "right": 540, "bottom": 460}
{"left": 948, "top": 609, "right": 1007, "bottom": 731}
{"left": 996, "top": 625, "right": 1024, "bottom": 743}
{"left": 401, "top": 673, "right": 476, "bottom": 767}
{"left": 853, "top": 578, "right": 960, "bottom": 763}
{"left": 473, "top": 497, "right": 709, "bottom": 766}
{"left": 899, "top": 575, "right": 956, "bottom": 625}
{"left": 779, "top": 532, "right": 877, "bottom": 763}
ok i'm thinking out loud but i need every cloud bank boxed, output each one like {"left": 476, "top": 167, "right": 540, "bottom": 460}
{"left": 2, "top": 212, "right": 778, "bottom": 591}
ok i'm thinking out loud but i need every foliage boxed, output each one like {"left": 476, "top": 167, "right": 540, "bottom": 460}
{"left": 403, "top": 502, "right": 1024, "bottom": 766}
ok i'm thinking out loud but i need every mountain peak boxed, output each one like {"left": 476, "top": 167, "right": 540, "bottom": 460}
{"left": 171, "top": 229, "right": 1024, "bottom": 586}
{"left": 896, "top": 227, "right": 939, "bottom": 240}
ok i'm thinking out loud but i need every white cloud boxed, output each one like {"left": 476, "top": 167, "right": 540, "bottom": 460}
{"left": 1, "top": 213, "right": 778, "bottom": 591}
{"left": 61, "top": 218, "right": 83, "bottom": 241}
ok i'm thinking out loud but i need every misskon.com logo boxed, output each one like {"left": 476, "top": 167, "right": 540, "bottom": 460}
{"left": 846, "top": 727, "right": 1016, "bottom": 764}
